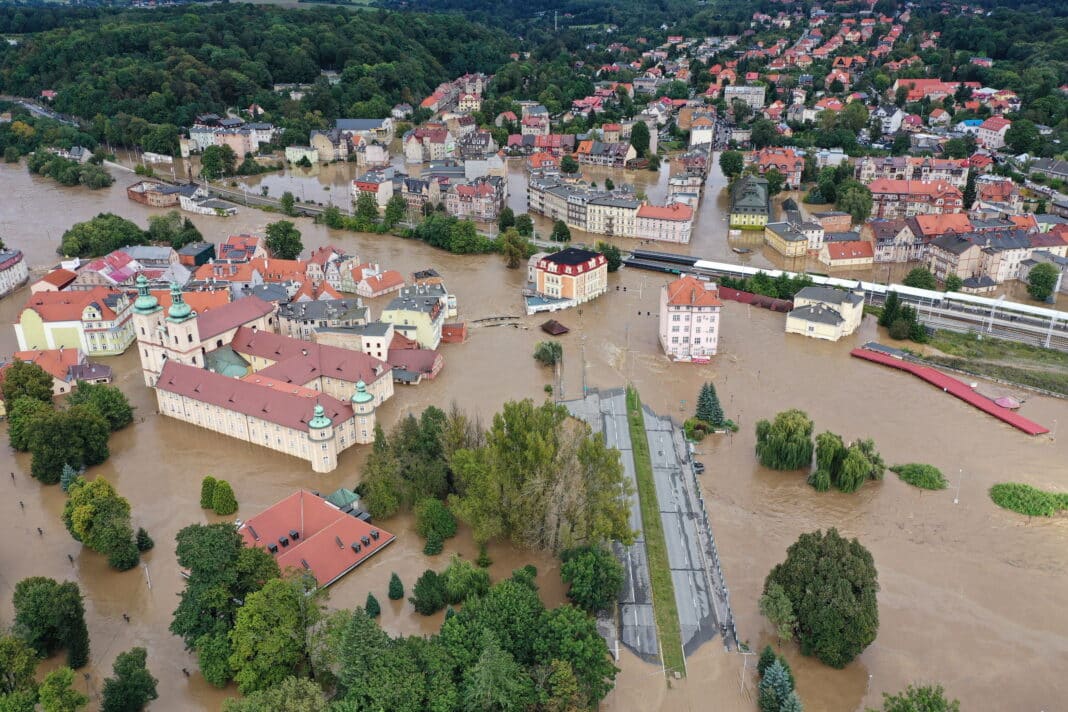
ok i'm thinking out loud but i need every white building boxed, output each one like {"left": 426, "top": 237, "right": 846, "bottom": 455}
{"left": 659, "top": 275, "right": 722, "bottom": 362}
{"left": 0, "top": 249, "right": 29, "bottom": 298}
{"left": 784, "top": 286, "right": 864, "bottom": 341}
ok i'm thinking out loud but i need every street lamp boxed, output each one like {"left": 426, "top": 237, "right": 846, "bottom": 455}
{"left": 954, "top": 468, "right": 964, "bottom": 505}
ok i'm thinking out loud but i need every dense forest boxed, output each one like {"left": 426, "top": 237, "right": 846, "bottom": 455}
{"left": 0, "top": 5, "right": 510, "bottom": 129}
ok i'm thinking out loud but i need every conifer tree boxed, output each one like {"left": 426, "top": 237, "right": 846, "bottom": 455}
{"left": 388, "top": 573, "right": 404, "bottom": 600}
{"left": 61, "top": 464, "right": 78, "bottom": 493}
{"left": 365, "top": 593, "right": 380, "bottom": 618}
{"left": 212, "top": 480, "right": 238, "bottom": 516}
{"left": 200, "top": 476, "right": 217, "bottom": 509}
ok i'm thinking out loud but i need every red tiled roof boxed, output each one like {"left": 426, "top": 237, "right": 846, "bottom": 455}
{"left": 824, "top": 241, "right": 874, "bottom": 260}
{"left": 156, "top": 361, "right": 353, "bottom": 433}
{"left": 868, "top": 179, "right": 962, "bottom": 199}
{"left": 196, "top": 296, "right": 275, "bottom": 339}
{"left": 665, "top": 275, "right": 723, "bottom": 307}
{"left": 360, "top": 270, "right": 405, "bottom": 294}
{"left": 388, "top": 348, "right": 441, "bottom": 376}
{"left": 12, "top": 348, "right": 80, "bottom": 382}
{"left": 37, "top": 268, "right": 77, "bottom": 288}
{"left": 980, "top": 116, "right": 1011, "bottom": 132}
{"left": 21, "top": 287, "right": 120, "bottom": 322}
{"left": 637, "top": 203, "right": 694, "bottom": 221}
{"left": 238, "top": 490, "right": 394, "bottom": 587}
{"left": 231, "top": 326, "right": 390, "bottom": 387}
{"left": 910, "top": 213, "right": 973, "bottom": 237}
{"left": 151, "top": 289, "right": 231, "bottom": 314}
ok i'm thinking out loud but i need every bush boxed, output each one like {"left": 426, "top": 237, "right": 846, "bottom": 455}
{"left": 212, "top": 480, "right": 238, "bottom": 515}
{"left": 200, "top": 476, "right": 217, "bottom": 509}
{"left": 476, "top": 544, "right": 492, "bottom": 569}
{"left": 888, "top": 318, "right": 911, "bottom": 340}
{"left": 365, "top": 593, "right": 381, "bottom": 618}
{"left": 533, "top": 340, "right": 563, "bottom": 366}
{"left": 683, "top": 417, "right": 710, "bottom": 442}
{"left": 423, "top": 532, "right": 444, "bottom": 555}
{"left": 989, "top": 483, "right": 1068, "bottom": 517}
{"left": 414, "top": 498, "right": 458, "bottom": 543}
{"left": 755, "top": 409, "right": 814, "bottom": 470}
{"left": 410, "top": 569, "right": 447, "bottom": 615}
{"left": 388, "top": 573, "right": 404, "bottom": 600}
{"left": 108, "top": 537, "right": 141, "bottom": 571}
{"left": 136, "top": 527, "right": 155, "bottom": 552}
{"left": 891, "top": 464, "right": 948, "bottom": 490}
{"left": 441, "top": 555, "right": 491, "bottom": 604}
{"left": 560, "top": 545, "right": 624, "bottom": 614}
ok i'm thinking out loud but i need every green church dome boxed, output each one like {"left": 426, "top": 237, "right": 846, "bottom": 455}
{"left": 133, "top": 274, "right": 160, "bottom": 314}
{"left": 166, "top": 282, "right": 193, "bottom": 322}
{"left": 351, "top": 380, "right": 374, "bottom": 405}
{"left": 308, "top": 404, "right": 332, "bottom": 429}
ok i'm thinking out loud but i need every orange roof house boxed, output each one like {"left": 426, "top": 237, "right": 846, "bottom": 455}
{"left": 665, "top": 275, "right": 723, "bottom": 307}
{"left": 238, "top": 490, "right": 393, "bottom": 587}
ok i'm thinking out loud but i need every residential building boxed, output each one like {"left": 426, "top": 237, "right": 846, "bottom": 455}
{"left": 30, "top": 268, "right": 77, "bottom": 294}
{"left": 659, "top": 276, "right": 722, "bottom": 362}
{"left": 927, "top": 233, "right": 986, "bottom": 282}
{"left": 724, "top": 84, "right": 766, "bottom": 109}
{"left": 277, "top": 298, "right": 369, "bottom": 340}
{"left": 818, "top": 241, "right": 875, "bottom": 268}
{"left": 531, "top": 248, "right": 608, "bottom": 308}
{"left": 219, "top": 234, "right": 267, "bottom": 261}
{"left": 404, "top": 127, "right": 456, "bottom": 163}
{"left": 379, "top": 284, "right": 448, "bottom": 350}
{"left": 635, "top": 203, "right": 695, "bottom": 244}
{"left": 977, "top": 116, "right": 1011, "bottom": 150}
{"left": 4, "top": 348, "right": 111, "bottom": 398}
{"left": 763, "top": 222, "right": 809, "bottom": 257}
{"left": 16, "top": 287, "right": 135, "bottom": 356}
{"left": 873, "top": 105, "right": 905, "bottom": 135}
{"left": 868, "top": 179, "right": 964, "bottom": 220}
{"left": 355, "top": 269, "right": 406, "bottom": 299}
{"left": 285, "top": 146, "right": 319, "bottom": 164}
{"left": 785, "top": 286, "right": 864, "bottom": 341}
{"left": 862, "top": 219, "right": 919, "bottom": 263}
{"left": 755, "top": 147, "right": 805, "bottom": 189}
{"left": 310, "top": 129, "right": 350, "bottom": 162}
{"left": 177, "top": 242, "right": 216, "bottom": 268}
{"left": 812, "top": 211, "right": 852, "bottom": 233}
{"left": 689, "top": 115, "right": 716, "bottom": 146}
{"left": 0, "top": 249, "right": 28, "bottom": 297}
{"left": 238, "top": 490, "right": 394, "bottom": 588}
{"left": 335, "top": 118, "right": 394, "bottom": 145}
{"left": 854, "top": 156, "right": 969, "bottom": 189}
{"left": 729, "top": 174, "right": 770, "bottom": 229}
{"left": 444, "top": 176, "right": 507, "bottom": 221}
{"left": 127, "top": 180, "right": 183, "bottom": 207}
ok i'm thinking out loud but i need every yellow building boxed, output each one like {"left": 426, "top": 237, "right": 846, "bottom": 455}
{"left": 729, "top": 174, "right": 770, "bottom": 230}
{"left": 763, "top": 222, "right": 808, "bottom": 257}
{"left": 532, "top": 248, "right": 609, "bottom": 304}
{"left": 15, "top": 287, "right": 134, "bottom": 356}
{"left": 785, "top": 286, "right": 865, "bottom": 341}
{"left": 379, "top": 284, "right": 448, "bottom": 350}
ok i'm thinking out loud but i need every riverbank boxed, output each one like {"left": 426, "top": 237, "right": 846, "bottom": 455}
{"left": 921, "top": 330, "right": 1068, "bottom": 397}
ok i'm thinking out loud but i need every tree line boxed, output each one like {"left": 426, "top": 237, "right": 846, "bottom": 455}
{"left": 59, "top": 211, "right": 203, "bottom": 258}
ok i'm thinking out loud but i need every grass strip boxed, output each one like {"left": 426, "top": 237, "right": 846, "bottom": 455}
{"left": 890, "top": 463, "right": 948, "bottom": 490}
{"left": 926, "top": 330, "right": 1068, "bottom": 368}
{"left": 989, "top": 483, "right": 1068, "bottom": 517}
{"left": 624, "top": 387, "right": 685, "bottom": 677}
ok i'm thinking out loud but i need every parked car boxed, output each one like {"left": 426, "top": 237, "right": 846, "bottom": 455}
{"left": 693, "top": 461, "right": 705, "bottom": 474}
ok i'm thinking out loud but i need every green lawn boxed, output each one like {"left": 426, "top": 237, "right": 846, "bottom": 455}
{"left": 625, "top": 387, "right": 685, "bottom": 677}
{"left": 926, "top": 330, "right": 1068, "bottom": 367}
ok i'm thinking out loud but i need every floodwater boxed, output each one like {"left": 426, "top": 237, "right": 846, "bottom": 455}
{"left": 1, "top": 162, "right": 1067, "bottom": 711}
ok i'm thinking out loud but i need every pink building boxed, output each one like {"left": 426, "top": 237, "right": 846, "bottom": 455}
{"left": 659, "top": 276, "right": 723, "bottom": 363}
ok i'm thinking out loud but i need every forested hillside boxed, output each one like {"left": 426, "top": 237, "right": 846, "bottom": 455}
{"left": 0, "top": 5, "right": 510, "bottom": 128}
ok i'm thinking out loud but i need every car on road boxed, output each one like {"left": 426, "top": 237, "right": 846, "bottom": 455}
{"left": 693, "top": 461, "right": 705, "bottom": 474}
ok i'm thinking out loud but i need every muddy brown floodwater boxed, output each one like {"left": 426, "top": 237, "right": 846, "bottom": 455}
{"left": 1, "top": 162, "right": 1067, "bottom": 711}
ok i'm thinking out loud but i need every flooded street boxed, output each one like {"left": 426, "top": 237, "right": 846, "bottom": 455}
{"left": 1, "top": 162, "right": 1067, "bottom": 711}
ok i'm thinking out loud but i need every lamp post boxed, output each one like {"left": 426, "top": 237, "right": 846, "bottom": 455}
{"left": 954, "top": 468, "right": 964, "bottom": 505}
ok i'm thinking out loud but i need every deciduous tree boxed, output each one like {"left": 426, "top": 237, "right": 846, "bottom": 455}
{"left": 755, "top": 409, "right": 814, "bottom": 470}
{"left": 100, "top": 647, "right": 158, "bottom": 712}
{"left": 560, "top": 545, "right": 624, "bottom": 614}
{"left": 265, "top": 220, "right": 303, "bottom": 260}
{"left": 1027, "top": 263, "right": 1059, "bottom": 302}
{"left": 1, "top": 361, "right": 53, "bottom": 404}
{"left": 38, "top": 668, "right": 87, "bottom": 712}
{"left": 868, "top": 684, "right": 959, "bottom": 712}
{"left": 12, "top": 577, "right": 89, "bottom": 669}
{"left": 68, "top": 383, "right": 133, "bottom": 431}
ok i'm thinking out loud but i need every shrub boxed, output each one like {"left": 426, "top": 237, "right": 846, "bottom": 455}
{"left": 200, "top": 476, "right": 217, "bottom": 508}
{"left": 212, "top": 480, "right": 238, "bottom": 516}
{"left": 683, "top": 417, "right": 710, "bottom": 442}
{"left": 888, "top": 318, "right": 911, "bottom": 340}
{"left": 989, "top": 483, "right": 1068, "bottom": 517}
{"left": 410, "top": 569, "right": 447, "bottom": 615}
{"left": 560, "top": 545, "right": 625, "bottom": 614}
{"left": 414, "top": 498, "right": 458, "bottom": 543}
{"left": 441, "top": 555, "right": 491, "bottom": 605}
{"left": 365, "top": 593, "right": 380, "bottom": 618}
{"left": 476, "top": 544, "right": 492, "bottom": 569}
{"left": 890, "top": 464, "right": 948, "bottom": 490}
{"left": 388, "top": 573, "right": 404, "bottom": 600}
{"left": 136, "top": 527, "right": 155, "bottom": 552}
{"left": 533, "top": 341, "right": 563, "bottom": 366}
{"left": 423, "top": 532, "right": 444, "bottom": 555}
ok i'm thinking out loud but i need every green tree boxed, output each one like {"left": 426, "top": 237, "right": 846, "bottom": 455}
{"left": 757, "top": 645, "right": 777, "bottom": 677}
{"left": 384, "top": 194, "right": 407, "bottom": 228}
{"left": 199, "top": 476, "right": 217, "bottom": 509}
{"left": 410, "top": 569, "right": 447, "bottom": 615}
{"left": 67, "top": 382, "right": 133, "bottom": 431}
{"left": 550, "top": 220, "right": 571, "bottom": 242}
{"left": 755, "top": 409, "right": 814, "bottom": 470}
{"left": 264, "top": 220, "right": 303, "bottom": 260}
{"left": 1, "top": 361, "right": 53, "bottom": 404}
{"left": 751, "top": 119, "right": 779, "bottom": 149}
{"left": 629, "top": 121, "right": 650, "bottom": 157}
{"left": 560, "top": 545, "right": 624, "bottom": 614}
{"left": 100, "top": 647, "right": 158, "bottom": 712}
{"left": 7, "top": 396, "right": 52, "bottom": 452}
{"left": 461, "top": 632, "right": 535, "bottom": 712}
{"left": 38, "top": 668, "right": 87, "bottom": 712}
{"left": 497, "top": 206, "right": 516, "bottom": 232}
{"left": 758, "top": 659, "right": 792, "bottom": 712}
{"left": 12, "top": 577, "right": 89, "bottom": 669}
{"left": 533, "top": 340, "right": 563, "bottom": 366}
{"left": 1027, "top": 263, "right": 1059, "bottom": 302}
{"left": 719, "top": 150, "right": 744, "bottom": 179}
{"left": 321, "top": 205, "right": 345, "bottom": 229}
{"left": 514, "top": 214, "right": 534, "bottom": 237}
{"left": 879, "top": 291, "right": 900, "bottom": 327}
{"left": 415, "top": 498, "right": 458, "bottom": 543}
{"left": 194, "top": 631, "right": 233, "bottom": 688}
{"left": 388, "top": 573, "right": 404, "bottom": 600}
{"left": 1004, "top": 120, "right": 1040, "bottom": 155}
{"left": 0, "top": 634, "right": 38, "bottom": 697}
{"left": 841, "top": 101, "right": 869, "bottom": 133}
{"left": 136, "top": 527, "right": 154, "bottom": 552}
{"left": 200, "top": 145, "right": 236, "bottom": 180}
{"left": 962, "top": 170, "right": 977, "bottom": 209}
{"left": 867, "top": 684, "right": 959, "bottom": 712}
{"left": 441, "top": 555, "right": 491, "bottom": 605}
{"left": 595, "top": 241, "right": 622, "bottom": 272}
{"left": 212, "top": 480, "right": 238, "bottom": 516}
{"left": 279, "top": 191, "right": 296, "bottom": 217}
{"left": 695, "top": 382, "right": 725, "bottom": 427}
{"left": 764, "top": 168, "right": 786, "bottom": 196}
{"left": 837, "top": 182, "right": 873, "bottom": 223}
{"left": 764, "top": 529, "right": 879, "bottom": 668}
{"left": 355, "top": 192, "right": 380, "bottom": 225}
{"left": 944, "top": 274, "right": 963, "bottom": 292}
{"left": 499, "top": 227, "right": 529, "bottom": 269}
{"left": 534, "top": 604, "right": 618, "bottom": 704}
{"left": 559, "top": 155, "right": 579, "bottom": 174}
{"left": 780, "top": 691, "right": 804, "bottom": 712}
{"left": 63, "top": 475, "right": 139, "bottom": 570}
{"left": 229, "top": 576, "right": 321, "bottom": 694}
{"left": 222, "top": 677, "right": 328, "bottom": 712}
{"left": 758, "top": 581, "right": 796, "bottom": 644}
{"left": 902, "top": 268, "right": 937, "bottom": 290}
{"left": 365, "top": 593, "right": 381, "bottom": 618}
